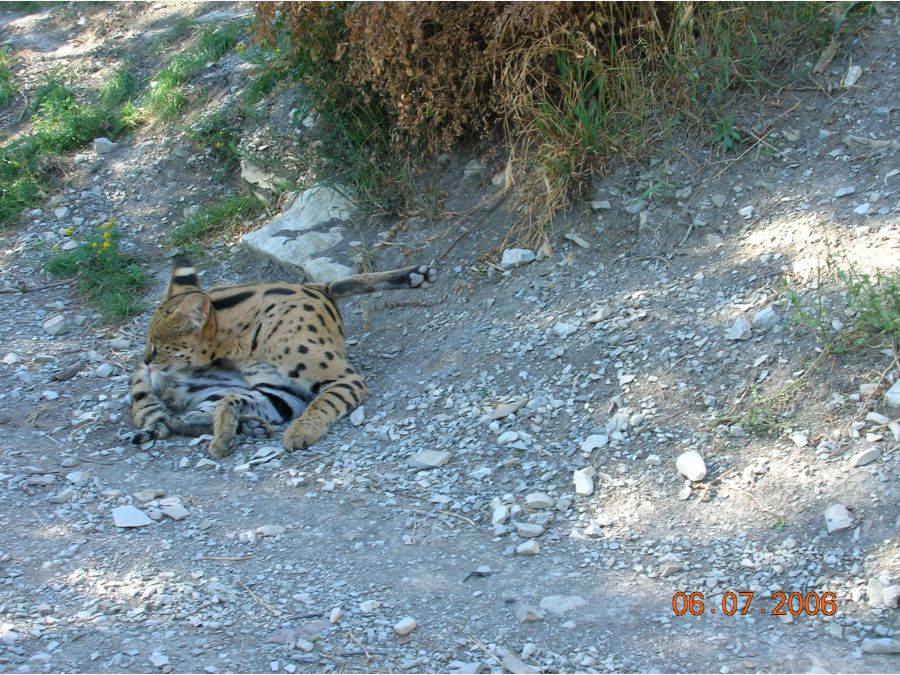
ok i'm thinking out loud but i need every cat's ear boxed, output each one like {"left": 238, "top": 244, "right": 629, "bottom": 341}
{"left": 164, "top": 257, "right": 201, "bottom": 300}
{"left": 173, "top": 293, "right": 211, "bottom": 333}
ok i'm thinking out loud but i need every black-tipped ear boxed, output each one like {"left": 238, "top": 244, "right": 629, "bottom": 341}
{"left": 165, "top": 258, "right": 201, "bottom": 299}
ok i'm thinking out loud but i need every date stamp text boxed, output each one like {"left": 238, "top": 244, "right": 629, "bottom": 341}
{"left": 672, "top": 591, "right": 837, "bottom": 617}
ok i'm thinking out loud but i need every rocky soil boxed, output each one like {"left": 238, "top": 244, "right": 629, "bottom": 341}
{"left": 0, "top": 3, "right": 898, "bottom": 674}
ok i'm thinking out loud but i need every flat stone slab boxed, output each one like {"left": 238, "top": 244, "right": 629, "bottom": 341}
{"left": 241, "top": 185, "right": 358, "bottom": 283}
{"left": 112, "top": 505, "right": 152, "bottom": 528}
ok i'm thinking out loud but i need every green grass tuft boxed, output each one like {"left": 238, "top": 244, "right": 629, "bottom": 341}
{"left": 144, "top": 21, "right": 246, "bottom": 120}
{"left": 44, "top": 219, "right": 148, "bottom": 320}
{"left": 168, "top": 195, "right": 266, "bottom": 248}
{"left": 0, "top": 49, "right": 14, "bottom": 108}
{"left": 100, "top": 62, "right": 139, "bottom": 108}
{"left": 0, "top": 67, "right": 140, "bottom": 229}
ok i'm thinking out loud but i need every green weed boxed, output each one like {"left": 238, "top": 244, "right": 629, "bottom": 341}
{"left": 168, "top": 195, "right": 265, "bottom": 248}
{"left": 44, "top": 218, "right": 148, "bottom": 320}
{"left": 708, "top": 113, "right": 742, "bottom": 152}
{"left": 0, "top": 49, "right": 14, "bottom": 108}
{"left": 786, "top": 252, "right": 900, "bottom": 353}
{"left": 713, "top": 357, "right": 820, "bottom": 439}
{"left": 241, "top": 67, "right": 291, "bottom": 116}
{"left": 186, "top": 110, "right": 242, "bottom": 171}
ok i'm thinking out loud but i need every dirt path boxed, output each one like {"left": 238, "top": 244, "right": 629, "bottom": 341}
{"left": 0, "top": 3, "right": 898, "bottom": 673}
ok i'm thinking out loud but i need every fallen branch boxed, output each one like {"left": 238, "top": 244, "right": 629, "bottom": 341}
{"left": 239, "top": 580, "right": 282, "bottom": 616}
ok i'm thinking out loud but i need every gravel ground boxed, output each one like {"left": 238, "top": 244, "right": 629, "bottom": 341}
{"left": 0, "top": 3, "right": 898, "bottom": 673}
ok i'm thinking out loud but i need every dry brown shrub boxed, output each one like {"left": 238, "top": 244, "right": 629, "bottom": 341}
{"left": 343, "top": 2, "right": 502, "bottom": 152}
{"left": 255, "top": 2, "right": 829, "bottom": 241}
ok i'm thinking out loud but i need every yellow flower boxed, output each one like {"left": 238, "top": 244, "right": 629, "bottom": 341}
{"left": 63, "top": 227, "right": 73, "bottom": 236}
{"left": 102, "top": 241, "right": 111, "bottom": 250}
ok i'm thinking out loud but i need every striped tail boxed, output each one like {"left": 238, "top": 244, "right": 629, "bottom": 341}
{"left": 164, "top": 257, "right": 202, "bottom": 299}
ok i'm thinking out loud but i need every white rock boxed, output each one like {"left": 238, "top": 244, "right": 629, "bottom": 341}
{"left": 711, "top": 194, "right": 726, "bottom": 208}
{"left": 865, "top": 412, "right": 890, "bottom": 424}
{"left": 93, "top": 137, "right": 115, "bottom": 154}
{"left": 564, "top": 232, "right": 590, "bottom": 249}
{"left": 738, "top": 205, "right": 754, "bottom": 218}
{"left": 525, "top": 492, "right": 554, "bottom": 509}
{"left": 491, "top": 504, "right": 510, "bottom": 525}
{"left": 884, "top": 379, "right": 900, "bottom": 407}
{"left": 824, "top": 503, "right": 853, "bottom": 533}
{"left": 789, "top": 431, "right": 809, "bottom": 448}
{"left": 497, "top": 431, "right": 519, "bottom": 445}
{"left": 886, "top": 421, "right": 900, "bottom": 443}
{"left": 469, "top": 467, "right": 492, "bottom": 480}
{"left": 676, "top": 450, "right": 707, "bottom": 482}
{"left": 867, "top": 577, "right": 900, "bottom": 609}
{"left": 112, "top": 505, "right": 152, "bottom": 528}
{"left": 463, "top": 159, "right": 487, "bottom": 178}
{"left": 552, "top": 322, "right": 577, "bottom": 338}
{"left": 586, "top": 305, "right": 612, "bottom": 323}
{"left": 751, "top": 304, "right": 780, "bottom": 329}
{"left": 2, "top": 353, "right": 19, "bottom": 364}
{"left": 149, "top": 651, "right": 169, "bottom": 668}
{"left": 240, "top": 159, "right": 276, "bottom": 190}
{"left": 359, "top": 600, "right": 380, "bottom": 613}
{"left": 834, "top": 186, "right": 856, "bottom": 197}
{"left": 53, "top": 206, "right": 70, "bottom": 220}
{"left": 161, "top": 504, "right": 189, "bottom": 521}
{"left": 842, "top": 64, "right": 862, "bottom": 88}
{"left": 499, "top": 649, "right": 539, "bottom": 675}
{"left": 539, "top": 595, "right": 587, "bottom": 615}
{"left": 850, "top": 447, "right": 881, "bottom": 467}
{"left": 590, "top": 200, "right": 611, "bottom": 210}
{"left": 66, "top": 471, "right": 90, "bottom": 485}
{"left": 43, "top": 315, "right": 69, "bottom": 336}
{"left": 241, "top": 185, "right": 356, "bottom": 283}
{"left": 94, "top": 363, "right": 115, "bottom": 378}
{"left": 580, "top": 434, "right": 608, "bottom": 452}
{"left": 109, "top": 337, "right": 131, "bottom": 350}
{"left": 500, "top": 248, "right": 535, "bottom": 269}
{"left": 853, "top": 202, "right": 871, "bottom": 215}
{"left": 349, "top": 406, "right": 365, "bottom": 426}
{"left": 490, "top": 399, "right": 527, "bottom": 419}
{"left": 514, "top": 522, "right": 545, "bottom": 538}
{"left": 516, "top": 540, "right": 540, "bottom": 556}
{"left": 724, "top": 317, "right": 752, "bottom": 341}
{"left": 257, "top": 524, "right": 285, "bottom": 537}
{"left": 861, "top": 638, "right": 900, "bottom": 654}
{"left": 48, "top": 489, "right": 75, "bottom": 504}
{"left": 407, "top": 450, "right": 451, "bottom": 469}
{"left": 646, "top": 454, "right": 661, "bottom": 466}
{"left": 329, "top": 607, "right": 343, "bottom": 624}
{"left": 393, "top": 617, "right": 417, "bottom": 636}
{"left": 573, "top": 467, "right": 595, "bottom": 496}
